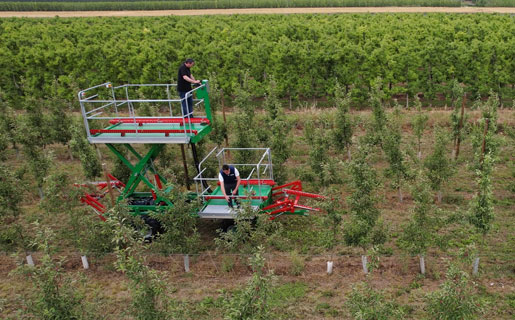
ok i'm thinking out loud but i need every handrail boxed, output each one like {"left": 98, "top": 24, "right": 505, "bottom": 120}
{"left": 78, "top": 81, "right": 210, "bottom": 142}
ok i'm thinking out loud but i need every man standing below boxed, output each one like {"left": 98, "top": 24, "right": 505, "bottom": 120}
{"left": 177, "top": 58, "right": 201, "bottom": 118}
{"left": 219, "top": 164, "right": 241, "bottom": 208}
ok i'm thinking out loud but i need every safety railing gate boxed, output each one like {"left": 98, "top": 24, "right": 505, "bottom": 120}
{"left": 193, "top": 147, "right": 275, "bottom": 218}
{"left": 78, "top": 81, "right": 212, "bottom": 144}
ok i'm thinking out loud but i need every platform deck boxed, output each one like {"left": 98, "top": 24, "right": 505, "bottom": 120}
{"left": 198, "top": 184, "right": 273, "bottom": 219}
{"left": 88, "top": 121, "right": 211, "bottom": 144}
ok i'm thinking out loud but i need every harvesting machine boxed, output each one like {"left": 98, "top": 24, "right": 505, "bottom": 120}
{"left": 76, "top": 81, "right": 324, "bottom": 231}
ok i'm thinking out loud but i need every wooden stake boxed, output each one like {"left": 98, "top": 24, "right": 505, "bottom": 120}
{"left": 455, "top": 93, "right": 466, "bottom": 160}
{"left": 180, "top": 144, "right": 190, "bottom": 190}
{"left": 480, "top": 118, "right": 490, "bottom": 168}
{"left": 102, "top": 163, "right": 116, "bottom": 207}
{"left": 221, "top": 89, "right": 229, "bottom": 150}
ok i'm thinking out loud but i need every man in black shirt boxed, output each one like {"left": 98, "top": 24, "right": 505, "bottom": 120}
{"left": 219, "top": 164, "right": 241, "bottom": 208}
{"left": 177, "top": 58, "right": 201, "bottom": 118}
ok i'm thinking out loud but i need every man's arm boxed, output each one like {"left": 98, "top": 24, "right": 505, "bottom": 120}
{"left": 219, "top": 173, "right": 229, "bottom": 202}
{"left": 233, "top": 175, "right": 241, "bottom": 195}
{"left": 182, "top": 74, "right": 201, "bottom": 84}
{"left": 221, "top": 183, "right": 229, "bottom": 202}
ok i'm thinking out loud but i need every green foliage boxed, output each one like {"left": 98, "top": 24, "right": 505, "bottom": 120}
{"left": 467, "top": 92, "right": 499, "bottom": 238}
{"left": 263, "top": 76, "right": 292, "bottom": 185}
{"left": 207, "top": 71, "right": 223, "bottom": 114}
{"left": 0, "top": 94, "right": 18, "bottom": 151}
{"left": 344, "top": 144, "right": 386, "bottom": 250}
{"left": 0, "top": 163, "right": 22, "bottom": 219}
{"left": 368, "top": 80, "right": 387, "bottom": 146}
{"left": 0, "top": 163, "right": 24, "bottom": 252}
{"left": 216, "top": 200, "right": 281, "bottom": 254}
{"left": 304, "top": 124, "right": 332, "bottom": 187}
{"left": 424, "top": 126, "right": 454, "bottom": 198}
{"left": 46, "top": 80, "right": 72, "bottom": 146}
{"left": 0, "top": 14, "right": 512, "bottom": 106}
{"left": 289, "top": 250, "right": 305, "bottom": 276}
{"left": 468, "top": 154, "right": 495, "bottom": 236}
{"left": 210, "top": 114, "right": 229, "bottom": 147}
{"left": 16, "top": 96, "right": 53, "bottom": 148}
{"left": 383, "top": 107, "right": 410, "bottom": 198}
{"left": 109, "top": 206, "right": 167, "bottom": 320}
{"left": 223, "top": 246, "right": 274, "bottom": 320}
{"left": 40, "top": 171, "right": 81, "bottom": 214}
{"left": 70, "top": 122, "right": 102, "bottom": 179}
{"left": 0, "top": 0, "right": 463, "bottom": 11}
{"left": 110, "top": 147, "right": 132, "bottom": 183}
{"left": 317, "top": 193, "right": 344, "bottom": 250}
{"left": 232, "top": 72, "right": 258, "bottom": 170}
{"left": 426, "top": 265, "right": 483, "bottom": 320}
{"left": 12, "top": 225, "right": 96, "bottom": 320}
{"left": 332, "top": 82, "right": 354, "bottom": 157}
{"left": 151, "top": 186, "right": 201, "bottom": 254}
{"left": 22, "top": 143, "right": 52, "bottom": 193}
{"left": 411, "top": 96, "right": 428, "bottom": 158}
{"left": 449, "top": 80, "right": 466, "bottom": 149}
{"left": 66, "top": 207, "right": 116, "bottom": 257}
{"left": 398, "top": 172, "right": 437, "bottom": 255}
{"left": 470, "top": 91, "right": 500, "bottom": 170}
{"left": 345, "top": 282, "right": 406, "bottom": 320}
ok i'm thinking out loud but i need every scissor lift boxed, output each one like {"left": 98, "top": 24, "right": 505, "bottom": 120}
{"left": 78, "top": 80, "right": 325, "bottom": 221}
{"left": 78, "top": 80, "right": 212, "bottom": 216}
{"left": 194, "top": 147, "right": 325, "bottom": 220}
{"left": 193, "top": 147, "right": 276, "bottom": 219}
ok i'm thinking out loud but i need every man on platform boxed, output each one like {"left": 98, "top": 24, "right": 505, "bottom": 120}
{"left": 219, "top": 164, "right": 241, "bottom": 208}
{"left": 177, "top": 58, "right": 201, "bottom": 118}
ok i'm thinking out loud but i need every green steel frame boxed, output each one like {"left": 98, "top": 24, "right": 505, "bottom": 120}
{"left": 106, "top": 143, "right": 173, "bottom": 214}
{"left": 76, "top": 80, "right": 215, "bottom": 215}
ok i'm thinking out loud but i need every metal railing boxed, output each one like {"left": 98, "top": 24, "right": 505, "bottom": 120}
{"left": 78, "top": 81, "right": 209, "bottom": 142}
{"left": 193, "top": 147, "right": 274, "bottom": 203}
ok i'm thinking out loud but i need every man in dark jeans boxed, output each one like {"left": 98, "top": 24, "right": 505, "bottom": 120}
{"left": 177, "top": 58, "right": 201, "bottom": 118}
{"left": 219, "top": 164, "right": 241, "bottom": 208}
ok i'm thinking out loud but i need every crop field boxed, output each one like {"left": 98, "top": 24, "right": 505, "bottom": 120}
{"left": 0, "top": 0, "right": 513, "bottom": 12}
{"left": 0, "top": 12, "right": 514, "bottom": 320}
{"left": 0, "top": 0, "right": 466, "bottom": 11}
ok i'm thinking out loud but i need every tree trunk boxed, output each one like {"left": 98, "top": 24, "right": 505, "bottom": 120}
{"left": 437, "top": 190, "right": 442, "bottom": 204}
{"left": 455, "top": 94, "right": 466, "bottom": 160}
{"left": 406, "top": 93, "right": 409, "bottom": 109}
{"left": 398, "top": 187, "right": 403, "bottom": 203}
{"left": 347, "top": 145, "right": 352, "bottom": 161}
{"left": 102, "top": 163, "right": 116, "bottom": 207}
{"left": 221, "top": 89, "right": 229, "bottom": 149}
{"left": 180, "top": 144, "right": 190, "bottom": 190}
{"left": 68, "top": 145, "right": 74, "bottom": 161}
